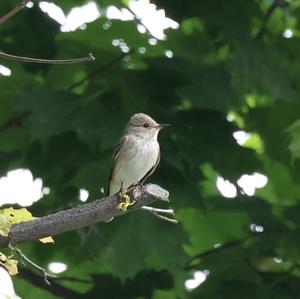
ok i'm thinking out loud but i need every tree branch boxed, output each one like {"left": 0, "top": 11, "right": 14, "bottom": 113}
{"left": 0, "top": 184, "right": 169, "bottom": 248}
{"left": 185, "top": 230, "right": 282, "bottom": 270}
{"left": 185, "top": 239, "right": 242, "bottom": 270}
{"left": 125, "top": 7, "right": 154, "bottom": 37}
{"left": 0, "top": 111, "right": 32, "bottom": 134}
{"left": 140, "top": 206, "right": 178, "bottom": 223}
{"left": 0, "top": 0, "right": 31, "bottom": 25}
{"left": 0, "top": 51, "right": 95, "bottom": 64}
{"left": 0, "top": 2, "right": 96, "bottom": 65}
{"left": 13, "top": 248, "right": 58, "bottom": 285}
{"left": 253, "top": 0, "right": 288, "bottom": 42}
{"left": 19, "top": 268, "right": 84, "bottom": 299}
{"left": 67, "top": 50, "right": 133, "bottom": 91}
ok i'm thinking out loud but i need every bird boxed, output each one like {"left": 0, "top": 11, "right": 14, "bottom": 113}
{"left": 107, "top": 113, "right": 169, "bottom": 210}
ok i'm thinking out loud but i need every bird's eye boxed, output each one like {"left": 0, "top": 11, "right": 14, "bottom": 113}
{"left": 143, "top": 123, "right": 149, "bottom": 128}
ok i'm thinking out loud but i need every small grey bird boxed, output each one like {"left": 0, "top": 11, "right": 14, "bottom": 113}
{"left": 107, "top": 113, "right": 169, "bottom": 204}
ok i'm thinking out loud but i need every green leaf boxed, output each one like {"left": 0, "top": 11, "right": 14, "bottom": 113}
{"left": 177, "top": 208, "right": 249, "bottom": 255}
{"left": 287, "top": 119, "right": 300, "bottom": 159}
{"left": 14, "top": 87, "right": 81, "bottom": 144}
{"left": 101, "top": 213, "right": 187, "bottom": 280}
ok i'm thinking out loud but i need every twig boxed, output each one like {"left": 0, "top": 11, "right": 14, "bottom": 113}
{"left": 185, "top": 239, "right": 242, "bottom": 270}
{"left": 0, "top": 111, "right": 32, "bottom": 134}
{"left": 141, "top": 206, "right": 175, "bottom": 215}
{"left": 0, "top": 51, "right": 95, "bottom": 64}
{"left": 126, "top": 7, "right": 154, "bottom": 37}
{"left": 0, "top": 0, "right": 31, "bottom": 25}
{"left": 185, "top": 230, "right": 283, "bottom": 270}
{"left": 141, "top": 206, "right": 178, "bottom": 223}
{"left": 0, "top": 1, "right": 96, "bottom": 66}
{"left": 253, "top": 0, "right": 288, "bottom": 41}
{"left": 13, "top": 247, "right": 58, "bottom": 285}
{"left": 68, "top": 50, "right": 133, "bottom": 91}
{"left": 150, "top": 212, "right": 178, "bottom": 224}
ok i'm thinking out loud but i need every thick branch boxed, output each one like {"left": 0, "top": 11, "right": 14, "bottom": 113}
{"left": 0, "top": 184, "right": 169, "bottom": 248}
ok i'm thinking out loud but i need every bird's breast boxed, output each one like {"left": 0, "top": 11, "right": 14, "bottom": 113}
{"left": 122, "top": 138, "right": 159, "bottom": 177}
{"left": 110, "top": 138, "right": 159, "bottom": 194}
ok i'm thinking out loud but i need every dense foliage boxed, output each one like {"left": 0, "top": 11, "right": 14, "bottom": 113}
{"left": 1, "top": 0, "right": 300, "bottom": 298}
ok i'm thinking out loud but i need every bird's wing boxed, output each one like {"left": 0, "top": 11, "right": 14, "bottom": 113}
{"left": 107, "top": 135, "right": 129, "bottom": 196}
{"left": 139, "top": 146, "right": 160, "bottom": 184}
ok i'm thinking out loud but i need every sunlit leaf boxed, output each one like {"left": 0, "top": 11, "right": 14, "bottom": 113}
{"left": 1, "top": 207, "right": 36, "bottom": 224}
{"left": 0, "top": 252, "right": 18, "bottom": 276}
{"left": 39, "top": 236, "right": 55, "bottom": 244}
{"left": 0, "top": 214, "right": 12, "bottom": 237}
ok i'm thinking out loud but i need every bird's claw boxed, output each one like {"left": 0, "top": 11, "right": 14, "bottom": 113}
{"left": 117, "top": 190, "right": 135, "bottom": 212}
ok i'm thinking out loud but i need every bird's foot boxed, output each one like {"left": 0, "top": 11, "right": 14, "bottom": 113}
{"left": 117, "top": 186, "right": 136, "bottom": 212}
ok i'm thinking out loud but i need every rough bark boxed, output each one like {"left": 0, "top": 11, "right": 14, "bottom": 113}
{"left": 0, "top": 184, "right": 169, "bottom": 248}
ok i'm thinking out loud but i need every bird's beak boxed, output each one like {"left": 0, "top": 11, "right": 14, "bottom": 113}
{"left": 158, "top": 124, "right": 171, "bottom": 129}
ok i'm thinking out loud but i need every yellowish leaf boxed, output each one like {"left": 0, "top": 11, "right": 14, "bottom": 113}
{"left": 39, "top": 236, "right": 54, "bottom": 244}
{"left": 0, "top": 252, "right": 18, "bottom": 275}
{"left": 0, "top": 208, "right": 52, "bottom": 247}
{"left": 0, "top": 252, "right": 7, "bottom": 262}
{"left": 1, "top": 207, "right": 36, "bottom": 224}
{"left": 0, "top": 214, "right": 12, "bottom": 237}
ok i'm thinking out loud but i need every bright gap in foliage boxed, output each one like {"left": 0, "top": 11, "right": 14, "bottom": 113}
{"left": 185, "top": 270, "right": 209, "bottom": 291}
{"left": 216, "top": 172, "right": 268, "bottom": 198}
{"left": 38, "top": 0, "right": 178, "bottom": 39}
{"left": 238, "top": 173, "right": 268, "bottom": 196}
{"left": 0, "top": 169, "right": 44, "bottom": 207}
{"left": 106, "top": 5, "right": 134, "bottom": 21}
{"left": 128, "top": 0, "right": 179, "bottom": 39}
{"left": 233, "top": 130, "right": 251, "bottom": 145}
{"left": 79, "top": 188, "right": 89, "bottom": 202}
{"left": 111, "top": 39, "right": 130, "bottom": 53}
{"left": 26, "top": 1, "right": 34, "bottom": 8}
{"left": 107, "top": 0, "right": 179, "bottom": 39}
{"left": 0, "top": 65, "right": 12, "bottom": 76}
{"left": 250, "top": 223, "right": 264, "bottom": 233}
{"left": 48, "top": 262, "right": 68, "bottom": 274}
{"left": 233, "top": 130, "right": 264, "bottom": 153}
{"left": 216, "top": 177, "right": 237, "bottom": 198}
{"left": 0, "top": 267, "right": 21, "bottom": 299}
{"left": 165, "top": 49, "right": 173, "bottom": 58}
{"left": 39, "top": 1, "right": 101, "bottom": 32}
{"left": 274, "top": 257, "right": 283, "bottom": 264}
{"left": 283, "top": 28, "right": 293, "bottom": 38}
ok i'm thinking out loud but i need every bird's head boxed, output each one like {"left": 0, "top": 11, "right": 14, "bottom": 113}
{"left": 125, "top": 113, "right": 170, "bottom": 140}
